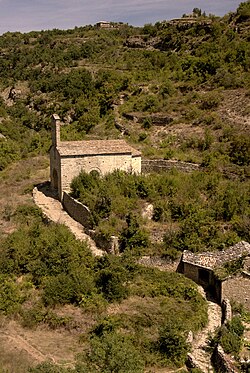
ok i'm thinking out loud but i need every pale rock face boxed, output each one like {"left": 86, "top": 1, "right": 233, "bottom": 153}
{"left": 141, "top": 203, "right": 154, "bottom": 220}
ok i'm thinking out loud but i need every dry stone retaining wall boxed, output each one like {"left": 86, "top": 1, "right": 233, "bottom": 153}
{"left": 63, "top": 193, "right": 119, "bottom": 253}
{"left": 62, "top": 192, "right": 93, "bottom": 229}
{"left": 222, "top": 275, "right": 250, "bottom": 311}
{"left": 87, "top": 230, "right": 119, "bottom": 254}
{"left": 212, "top": 345, "right": 239, "bottom": 373}
{"left": 142, "top": 159, "right": 200, "bottom": 173}
{"left": 221, "top": 298, "right": 232, "bottom": 324}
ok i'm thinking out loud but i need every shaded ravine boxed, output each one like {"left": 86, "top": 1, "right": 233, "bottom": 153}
{"left": 33, "top": 183, "right": 103, "bottom": 257}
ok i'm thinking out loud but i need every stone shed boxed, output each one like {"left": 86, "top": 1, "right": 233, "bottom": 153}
{"left": 50, "top": 114, "right": 141, "bottom": 200}
{"left": 179, "top": 241, "right": 250, "bottom": 306}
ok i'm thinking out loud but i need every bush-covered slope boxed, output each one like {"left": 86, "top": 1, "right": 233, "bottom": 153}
{"left": 0, "top": 2, "right": 249, "bottom": 371}
{"left": 0, "top": 2, "right": 249, "bottom": 170}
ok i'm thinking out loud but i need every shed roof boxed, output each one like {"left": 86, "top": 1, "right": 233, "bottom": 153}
{"left": 57, "top": 139, "right": 141, "bottom": 157}
{"left": 182, "top": 241, "right": 250, "bottom": 270}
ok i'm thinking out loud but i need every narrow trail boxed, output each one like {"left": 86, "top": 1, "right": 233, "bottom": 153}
{"left": 1, "top": 328, "right": 75, "bottom": 369}
{"left": 189, "top": 300, "right": 222, "bottom": 372}
{"left": 33, "top": 183, "right": 103, "bottom": 257}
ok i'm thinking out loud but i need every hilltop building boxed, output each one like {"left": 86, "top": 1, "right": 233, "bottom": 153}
{"left": 50, "top": 114, "right": 141, "bottom": 200}
{"left": 95, "top": 21, "right": 125, "bottom": 29}
{"left": 95, "top": 21, "right": 112, "bottom": 28}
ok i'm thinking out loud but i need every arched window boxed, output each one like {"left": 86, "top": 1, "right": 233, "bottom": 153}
{"left": 89, "top": 169, "right": 101, "bottom": 178}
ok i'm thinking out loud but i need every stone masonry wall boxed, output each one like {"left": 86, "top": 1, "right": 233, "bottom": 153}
{"left": 87, "top": 230, "right": 119, "bottom": 254}
{"left": 182, "top": 262, "right": 200, "bottom": 283}
{"left": 222, "top": 275, "right": 250, "bottom": 311}
{"left": 221, "top": 299, "right": 232, "bottom": 324}
{"left": 212, "top": 345, "right": 239, "bottom": 373}
{"left": 62, "top": 192, "right": 119, "bottom": 253}
{"left": 61, "top": 153, "right": 134, "bottom": 194}
{"left": 62, "top": 192, "right": 93, "bottom": 229}
{"left": 141, "top": 159, "right": 200, "bottom": 173}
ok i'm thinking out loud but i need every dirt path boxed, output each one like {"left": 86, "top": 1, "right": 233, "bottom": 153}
{"left": 0, "top": 319, "right": 80, "bottom": 370}
{"left": 2, "top": 330, "right": 46, "bottom": 364}
{"left": 33, "top": 183, "right": 103, "bottom": 257}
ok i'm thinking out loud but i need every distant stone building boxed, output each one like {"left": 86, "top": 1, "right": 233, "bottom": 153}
{"left": 179, "top": 241, "right": 250, "bottom": 308}
{"left": 95, "top": 21, "right": 125, "bottom": 29}
{"left": 95, "top": 21, "right": 112, "bottom": 29}
{"left": 50, "top": 114, "right": 141, "bottom": 200}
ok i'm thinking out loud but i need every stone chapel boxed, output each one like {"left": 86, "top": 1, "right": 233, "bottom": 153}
{"left": 50, "top": 114, "right": 141, "bottom": 200}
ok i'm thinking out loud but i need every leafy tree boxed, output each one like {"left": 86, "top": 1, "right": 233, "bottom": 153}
{"left": 237, "top": 1, "right": 250, "bottom": 19}
{"left": 229, "top": 134, "right": 250, "bottom": 166}
{"left": 119, "top": 213, "right": 150, "bottom": 253}
{"left": 77, "top": 331, "right": 144, "bottom": 373}
{"left": 159, "top": 323, "right": 190, "bottom": 366}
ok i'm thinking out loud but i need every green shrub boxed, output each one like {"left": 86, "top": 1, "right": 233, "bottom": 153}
{"left": 96, "top": 269, "right": 128, "bottom": 302}
{"left": 237, "top": 1, "right": 250, "bottom": 19}
{"left": 220, "top": 326, "right": 241, "bottom": 355}
{"left": 159, "top": 323, "right": 190, "bottom": 366}
{"left": 229, "top": 134, "right": 250, "bottom": 166}
{"left": 28, "top": 362, "right": 70, "bottom": 373}
{"left": 210, "top": 316, "right": 244, "bottom": 356}
{"left": 142, "top": 117, "right": 152, "bottom": 129}
{"left": 200, "top": 91, "right": 222, "bottom": 110}
{"left": 228, "top": 316, "right": 244, "bottom": 337}
{"left": 43, "top": 269, "right": 95, "bottom": 306}
{"left": 0, "top": 275, "right": 23, "bottom": 315}
{"left": 119, "top": 213, "right": 150, "bottom": 253}
{"left": 77, "top": 331, "right": 144, "bottom": 373}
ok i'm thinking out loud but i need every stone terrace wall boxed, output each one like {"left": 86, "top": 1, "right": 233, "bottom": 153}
{"left": 221, "top": 298, "right": 232, "bottom": 324}
{"left": 222, "top": 275, "right": 250, "bottom": 311}
{"left": 142, "top": 159, "right": 200, "bottom": 173}
{"left": 63, "top": 192, "right": 119, "bottom": 253}
{"left": 212, "top": 345, "right": 239, "bottom": 373}
{"left": 62, "top": 192, "right": 93, "bottom": 229}
{"left": 138, "top": 256, "right": 179, "bottom": 272}
{"left": 87, "top": 230, "right": 119, "bottom": 254}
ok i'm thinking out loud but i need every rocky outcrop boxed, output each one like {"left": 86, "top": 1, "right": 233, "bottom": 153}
{"left": 125, "top": 35, "right": 160, "bottom": 49}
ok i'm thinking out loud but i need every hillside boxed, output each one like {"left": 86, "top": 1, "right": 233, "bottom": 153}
{"left": 0, "top": 2, "right": 249, "bottom": 372}
{"left": 0, "top": 2, "right": 249, "bottom": 169}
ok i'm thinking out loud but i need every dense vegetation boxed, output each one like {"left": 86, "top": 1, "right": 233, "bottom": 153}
{"left": 0, "top": 205, "right": 207, "bottom": 371}
{"left": 71, "top": 168, "right": 249, "bottom": 256}
{"left": 0, "top": 2, "right": 249, "bottom": 170}
{"left": 0, "top": 1, "right": 249, "bottom": 371}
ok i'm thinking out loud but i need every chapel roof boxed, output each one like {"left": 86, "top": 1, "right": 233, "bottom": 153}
{"left": 182, "top": 241, "right": 250, "bottom": 270}
{"left": 57, "top": 139, "right": 141, "bottom": 157}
